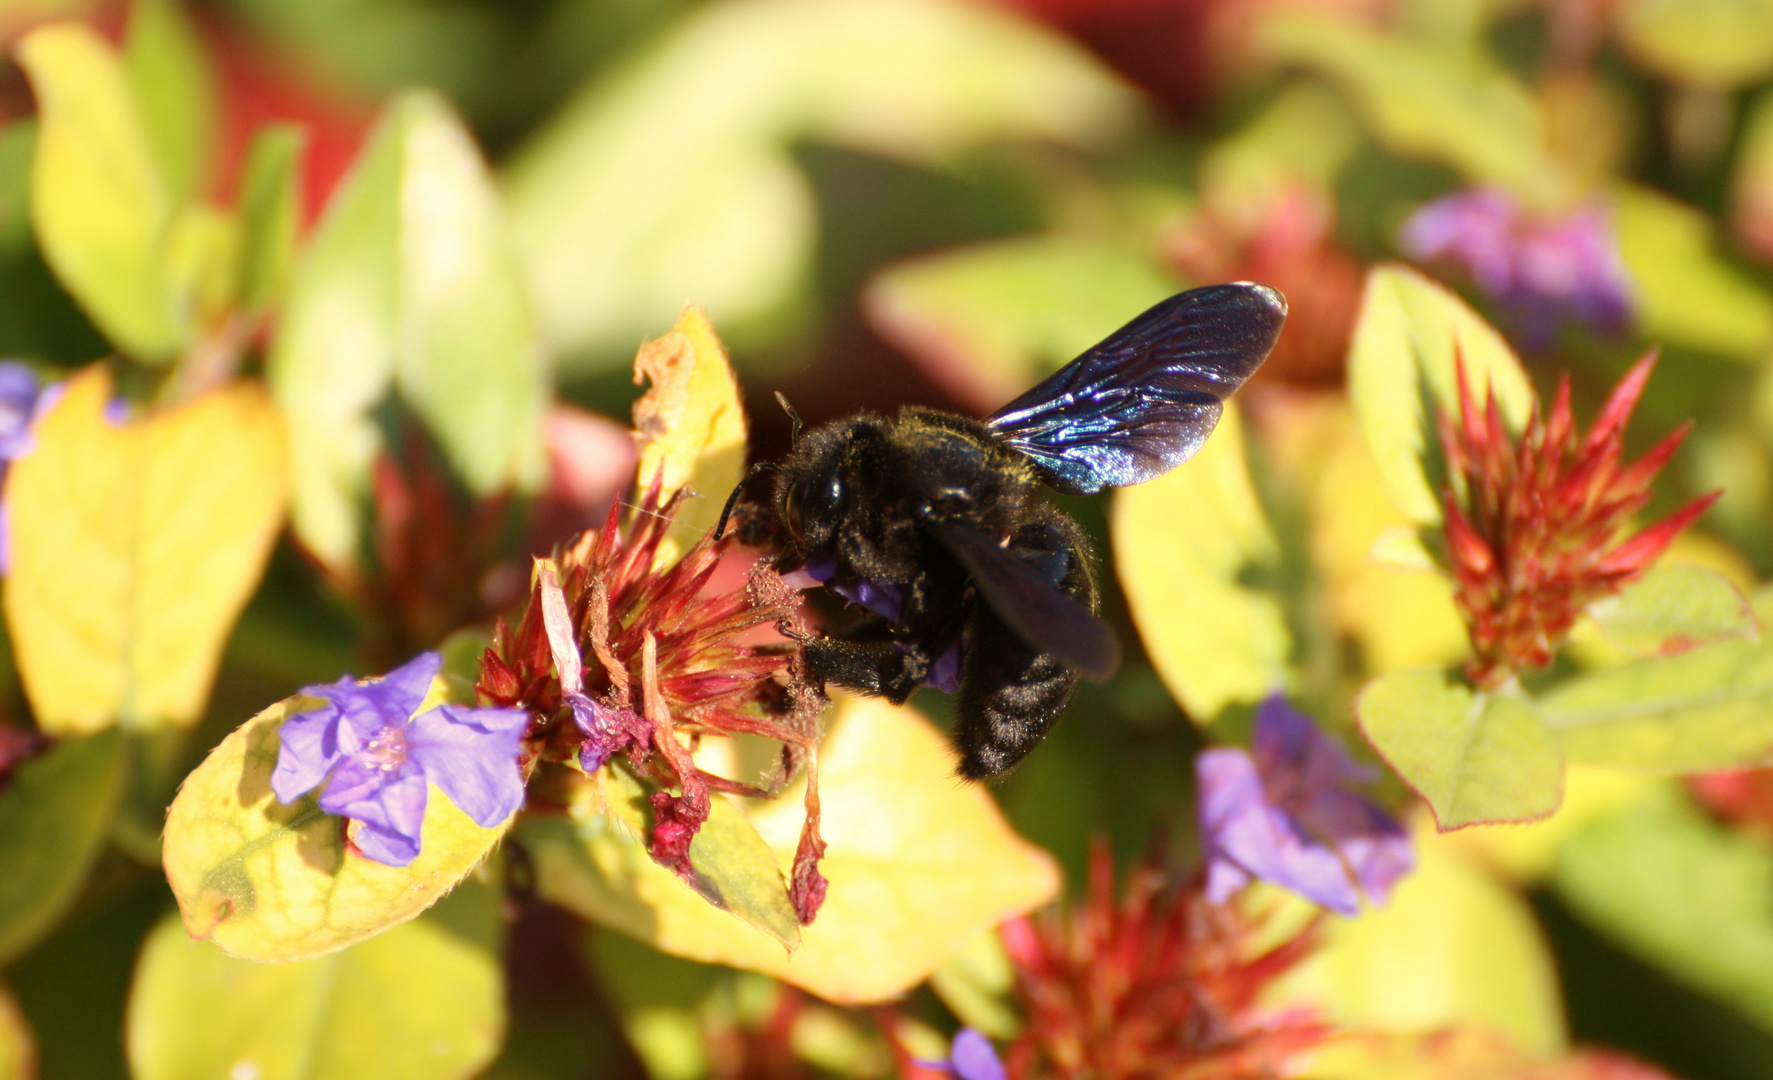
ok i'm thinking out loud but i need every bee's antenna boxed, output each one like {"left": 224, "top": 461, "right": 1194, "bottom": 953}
{"left": 774, "top": 391, "right": 804, "bottom": 444}
{"left": 714, "top": 461, "right": 781, "bottom": 541}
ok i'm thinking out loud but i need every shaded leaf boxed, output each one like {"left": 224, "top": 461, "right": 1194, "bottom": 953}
{"left": 161, "top": 694, "right": 511, "bottom": 962}
{"left": 270, "top": 90, "right": 545, "bottom": 570}
{"left": 865, "top": 237, "right": 1180, "bottom": 410}
{"left": 1554, "top": 784, "right": 1773, "bottom": 1033}
{"left": 1346, "top": 264, "right": 1533, "bottom": 527}
{"left": 236, "top": 125, "right": 305, "bottom": 317}
{"left": 1540, "top": 592, "right": 1773, "bottom": 773}
{"left": 5, "top": 369, "right": 286, "bottom": 733}
{"left": 1586, "top": 563, "right": 1756, "bottom": 656}
{"left": 631, "top": 305, "right": 749, "bottom": 557}
{"left": 1112, "top": 403, "right": 1290, "bottom": 722}
{"left": 125, "top": 0, "right": 217, "bottom": 205}
{"left": 127, "top": 912, "right": 503, "bottom": 1080}
{"left": 18, "top": 23, "right": 183, "bottom": 360}
{"left": 523, "top": 695, "right": 1058, "bottom": 1003}
{"left": 1613, "top": 0, "right": 1773, "bottom": 89}
{"left": 0, "top": 985, "right": 32, "bottom": 1080}
{"left": 1614, "top": 185, "right": 1773, "bottom": 362}
{"left": 0, "top": 730, "right": 124, "bottom": 964}
{"left": 1357, "top": 670, "right": 1564, "bottom": 828}
{"left": 585, "top": 930, "right": 722, "bottom": 1080}
{"left": 504, "top": 0, "right": 1139, "bottom": 367}
{"left": 1260, "top": 11, "right": 1554, "bottom": 192}
{"left": 1276, "top": 830, "right": 1566, "bottom": 1056}
{"left": 928, "top": 929, "right": 1019, "bottom": 1039}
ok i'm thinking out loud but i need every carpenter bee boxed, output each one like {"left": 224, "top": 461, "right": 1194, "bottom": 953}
{"left": 717, "top": 282, "right": 1286, "bottom": 778}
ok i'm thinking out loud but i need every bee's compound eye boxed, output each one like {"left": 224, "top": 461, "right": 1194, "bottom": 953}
{"left": 783, "top": 480, "right": 805, "bottom": 542}
{"left": 826, "top": 477, "right": 843, "bottom": 507}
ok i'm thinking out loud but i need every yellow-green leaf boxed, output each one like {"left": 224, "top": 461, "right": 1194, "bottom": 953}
{"left": 236, "top": 125, "right": 304, "bottom": 317}
{"left": 1275, "top": 830, "right": 1567, "bottom": 1056}
{"left": 1113, "top": 402, "right": 1290, "bottom": 722}
{"left": 1613, "top": 0, "right": 1773, "bottom": 89}
{"left": 18, "top": 23, "right": 184, "bottom": 361}
{"left": 125, "top": 0, "right": 217, "bottom": 205}
{"left": 631, "top": 305, "right": 749, "bottom": 557}
{"left": 0, "top": 730, "right": 124, "bottom": 964}
{"left": 1347, "top": 264, "right": 1533, "bottom": 527}
{"left": 161, "top": 694, "right": 509, "bottom": 962}
{"left": 1614, "top": 184, "right": 1773, "bottom": 362}
{"left": 5, "top": 369, "right": 287, "bottom": 733}
{"left": 1357, "top": 670, "right": 1564, "bottom": 829}
{"left": 523, "top": 695, "right": 1059, "bottom": 1004}
{"left": 1585, "top": 563, "right": 1757, "bottom": 656}
{"left": 127, "top": 912, "right": 504, "bottom": 1080}
{"left": 0, "top": 985, "right": 33, "bottom": 1080}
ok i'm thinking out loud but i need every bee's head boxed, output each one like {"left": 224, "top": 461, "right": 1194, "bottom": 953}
{"left": 773, "top": 414, "right": 881, "bottom": 560}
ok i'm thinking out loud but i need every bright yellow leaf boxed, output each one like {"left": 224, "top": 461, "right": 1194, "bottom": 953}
{"left": 631, "top": 305, "right": 749, "bottom": 560}
{"left": 5, "top": 368, "right": 286, "bottom": 733}
{"left": 526, "top": 695, "right": 1060, "bottom": 1003}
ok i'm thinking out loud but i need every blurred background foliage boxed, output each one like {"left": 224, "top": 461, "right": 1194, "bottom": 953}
{"left": 9, "top": 0, "right": 1773, "bottom": 1077}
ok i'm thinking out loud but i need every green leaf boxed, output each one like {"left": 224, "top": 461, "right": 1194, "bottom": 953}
{"left": 503, "top": 0, "right": 1139, "bottom": 368}
{"left": 125, "top": 0, "right": 217, "bottom": 205}
{"left": 1112, "top": 402, "right": 1291, "bottom": 721}
{"left": 1612, "top": 0, "right": 1773, "bottom": 89}
{"left": 0, "top": 730, "right": 124, "bottom": 964}
{"left": 1346, "top": 264, "right": 1533, "bottom": 527}
{"left": 4, "top": 370, "right": 287, "bottom": 733}
{"left": 127, "top": 911, "right": 504, "bottom": 1080}
{"left": 1540, "top": 597, "right": 1773, "bottom": 773}
{"left": 236, "top": 125, "right": 305, "bottom": 317}
{"left": 1357, "top": 670, "right": 1564, "bottom": 828}
{"left": 161, "top": 692, "right": 513, "bottom": 963}
{"left": 1260, "top": 10, "right": 1555, "bottom": 192}
{"left": 599, "top": 760, "right": 802, "bottom": 949}
{"left": 1554, "top": 784, "right": 1773, "bottom": 1033}
{"left": 0, "top": 985, "right": 32, "bottom": 1080}
{"left": 523, "top": 695, "right": 1058, "bottom": 1004}
{"left": 864, "top": 236, "right": 1181, "bottom": 409}
{"left": 1614, "top": 184, "right": 1773, "bottom": 362}
{"left": 1276, "top": 832, "right": 1567, "bottom": 1056}
{"left": 1586, "top": 563, "right": 1757, "bottom": 656}
{"left": 928, "top": 929, "right": 1019, "bottom": 1039}
{"left": 270, "top": 90, "right": 546, "bottom": 570}
{"left": 18, "top": 23, "right": 184, "bottom": 361}
{"left": 585, "top": 931, "right": 722, "bottom": 1080}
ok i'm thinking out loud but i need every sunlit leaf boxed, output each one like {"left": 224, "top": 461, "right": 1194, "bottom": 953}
{"left": 585, "top": 931, "right": 722, "bottom": 1080}
{"left": 523, "top": 695, "right": 1059, "bottom": 1003}
{"left": 631, "top": 305, "right": 749, "bottom": 557}
{"left": 1113, "top": 403, "right": 1291, "bottom": 722}
{"left": 928, "top": 929, "right": 1019, "bottom": 1039}
{"left": 865, "top": 237, "right": 1180, "bottom": 410}
{"left": 1612, "top": 0, "right": 1773, "bottom": 89}
{"left": 0, "top": 730, "right": 123, "bottom": 964}
{"left": 161, "top": 694, "right": 510, "bottom": 962}
{"left": 504, "top": 0, "right": 1139, "bottom": 367}
{"left": 1260, "top": 11, "right": 1555, "bottom": 193}
{"left": 0, "top": 984, "right": 31, "bottom": 1080}
{"left": 1197, "top": 82, "right": 1362, "bottom": 219}
{"left": 125, "top": 0, "right": 216, "bottom": 205}
{"left": 270, "top": 90, "right": 545, "bottom": 570}
{"left": 127, "top": 911, "right": 504, "bottom": 1080}
{"left": 1555, "top": 783, "right": 1773, "bottom": 1033}
{"left": 1540, "top": 591, "right": 1773, "bottom": 773}
{"left": 236, "top": 125, "right": 305, "bottom": 317}
{"left": 1357, "top": 670, "right": 1564, "bottom": 828}
{"left": 1275, "top": 829, "right": 1567, "bottom": 1057}
{"left": 1585, "top": 563, "right": 1756, "bottom": 656}
{"left": 1346, "top": 264, "right": 1533, "bottom": 527}
{"left": 18, "top": 23, "right": 184, "bottom": 360}
{"left": 1614, "top": 185, "right": 1773, "bottom": 362}
{"left": 5, "top": 369, "right": 286, "bottom": 733}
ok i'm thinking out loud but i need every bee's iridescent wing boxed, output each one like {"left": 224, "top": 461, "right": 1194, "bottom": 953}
{"left": 986, "top": 283, "right": 1286, "bottom": 495}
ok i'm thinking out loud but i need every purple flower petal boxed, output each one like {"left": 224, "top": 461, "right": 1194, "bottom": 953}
{"left": 570, "top": 694, "right": 647, "bottom": 772}
{"left": 322, "top": 759, "right": 428, "bottom": 867}
{"left": 408, "top": 703, "right": 528, "bottom": 827}
{"left": 270, "top": 703, "right": 350, "bottom": 804}
{"left": 949, "top": 1030, "right": 1006, "bottom": 1080}
{"left": 1197, "top": 746, "right": 1362, "bottom": 916}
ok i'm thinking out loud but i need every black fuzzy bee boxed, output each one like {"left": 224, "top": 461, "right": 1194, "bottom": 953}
{"left": 718, "top": 282, "right": 1286, "bottom": 778}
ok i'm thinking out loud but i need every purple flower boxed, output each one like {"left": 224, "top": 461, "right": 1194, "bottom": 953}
{"left": 0, "top": 363, "right": 55, "bottom": 574}
{"left": 1197, "top": 695, "right": 1413, "bottom": 917}
{"left": 1400, "top": 186, "right": 1633, "bottom": 349}
{"left": 918, "top": 1029, "right": 1006, "bottom": 1080}
{"left": 568, "top": 694, "right": 651, "bottom": 772}
{"left": 272, "top": 651, "right": 530, "bottom": 867}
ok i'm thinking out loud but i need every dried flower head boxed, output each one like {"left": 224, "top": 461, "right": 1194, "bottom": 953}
{"left": 997, "top": 845, "right": 1330, "bottom": 1080}
{"left": 477, "top": 480, "right": 831, "bottom": 922}
{"left": 1440, "top": 355, "right": 1719, "bottom": 689}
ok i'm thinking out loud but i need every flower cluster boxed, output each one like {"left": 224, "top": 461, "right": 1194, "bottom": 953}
{"left": 271, "top": 651, "right": 528, "bottom": 866}
{"left": 1401, "top": 187, "right": 1633, "bottom": 349}
{"left": 1439, "top": 356, "right": 1719, "bottom": 688}
{"left": 1197, "top": 696, "right": 1413, "bottom": 916}
{"left": 995, "top": 845, "right": 1330, "bottom": 1080}
{"left": 476, "top": 481, "right": 831, "bottom": 921}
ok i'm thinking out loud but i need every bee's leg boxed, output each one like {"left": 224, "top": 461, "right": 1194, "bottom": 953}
{"left": 801, "top": 636, "right": 929, "bottom": 704}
